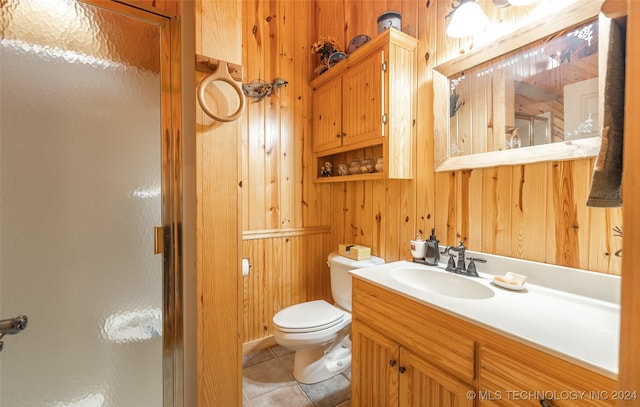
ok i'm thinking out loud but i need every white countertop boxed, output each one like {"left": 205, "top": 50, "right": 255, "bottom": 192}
{"left": 349, "top": 252, "right": 620, "bottom": 379}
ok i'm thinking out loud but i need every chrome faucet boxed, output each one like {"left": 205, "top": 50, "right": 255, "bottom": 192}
{"left": 443, "top": 241, "right": 485, "bottom": 277}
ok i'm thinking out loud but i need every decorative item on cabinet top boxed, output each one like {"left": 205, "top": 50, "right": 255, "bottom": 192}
{"left": 311, "top": 35, "right": 343, "bottom": 78}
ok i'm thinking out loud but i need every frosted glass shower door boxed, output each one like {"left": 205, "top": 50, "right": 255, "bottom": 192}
{"left": 0, "top": 1, "right": 169, "bottom": 405}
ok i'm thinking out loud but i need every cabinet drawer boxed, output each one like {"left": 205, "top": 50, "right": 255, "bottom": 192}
{"left": 479, "top": 345, "right": 616, "bottom": 407}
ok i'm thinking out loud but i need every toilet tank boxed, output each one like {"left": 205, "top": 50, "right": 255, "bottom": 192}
{"left": 327, "top": 251, "right": 384, "bottom": 312}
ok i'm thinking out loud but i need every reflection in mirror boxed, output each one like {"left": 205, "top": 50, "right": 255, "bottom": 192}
{"left": 448, "top": 18, "right": 599, "bottom": 157}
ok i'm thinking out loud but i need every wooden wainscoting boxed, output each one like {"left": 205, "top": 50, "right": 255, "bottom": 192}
{"left": 242, "top": 227, "right": 333, "bottom": 353}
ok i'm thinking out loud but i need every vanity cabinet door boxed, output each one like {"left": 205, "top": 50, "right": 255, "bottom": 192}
{"left": 311, "top": 76, "right": 343, "bottom": 152}
{"left": 341, "top": 49, "right": 385, "bottom": 147}
{"left": 351, "top": 321, "right": 400, "bottom": 407}
{"left": 399, "top": 347, "right": 475, "bottom": 407}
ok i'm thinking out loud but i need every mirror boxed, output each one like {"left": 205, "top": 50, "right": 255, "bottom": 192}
{"left": 433, "top": 2, "right": 608, "bottom": 171}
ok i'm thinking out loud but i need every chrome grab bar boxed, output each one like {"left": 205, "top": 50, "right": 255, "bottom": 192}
{"left": 0, "top": 315, "right": 28, "bottom": 352}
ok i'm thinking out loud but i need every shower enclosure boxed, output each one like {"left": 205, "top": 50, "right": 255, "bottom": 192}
{"left": 0, "top": 0, "right": 182, "bottom": 405}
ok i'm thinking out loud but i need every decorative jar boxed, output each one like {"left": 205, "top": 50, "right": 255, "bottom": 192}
{"left": 360, "top": 157, "right": 374, "bottom": 173}
{"left": 336, "top": 162, "right": 349, "bottom": 176}
{"left": 375, "top": 156, "right": 384, "bottom": 172}
{"left": 349, "top": 159, "right": 361, "bottom": 175}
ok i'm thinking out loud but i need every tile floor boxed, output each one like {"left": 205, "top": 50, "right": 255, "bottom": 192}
{"left": 242, "top": 345, "right": 351, "bottom": 407}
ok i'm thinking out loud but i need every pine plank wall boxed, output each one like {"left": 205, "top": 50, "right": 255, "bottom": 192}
{"left": 238, "top": 0, "right": 623, "bottom": 349}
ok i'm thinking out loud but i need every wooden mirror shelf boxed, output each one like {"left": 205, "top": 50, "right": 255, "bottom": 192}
{"left": 433, "top": 0, "right": 608, "bottom": 172}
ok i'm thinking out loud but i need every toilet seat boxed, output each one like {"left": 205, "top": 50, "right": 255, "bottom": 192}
{"left": 273, "top": 300, "right": 345, "bottom": 333}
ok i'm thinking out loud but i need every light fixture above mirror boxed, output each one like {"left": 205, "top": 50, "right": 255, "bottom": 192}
{"left": 507, "top": 0, "right": 540, "bottom": 6}
{"left": 448, "top": 0, "right": 542, "bottom": 38}
{"left": 446, "top": 0, "right": 488, "bottom": 38}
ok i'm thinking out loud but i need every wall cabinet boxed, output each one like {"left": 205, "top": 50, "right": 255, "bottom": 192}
{"left": 351, "top": 278, "right": 617, "bottom": 407}
{"left": 310, "top": 29, "right": 417, "bottom": 182}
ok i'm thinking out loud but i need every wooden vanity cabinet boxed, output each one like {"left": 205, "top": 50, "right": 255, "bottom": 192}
{"left": 351, "top": 277, "right": 618, "bottom": 407}
{"left": 351, "top": 279, "right": 476, "bottom": 407}
{"left": 311, "top": 29, "right": 417, "bottom": 182}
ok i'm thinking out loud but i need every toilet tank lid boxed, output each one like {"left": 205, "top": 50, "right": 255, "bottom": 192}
{"left": 328, "top": 251, "right": 385, "bottom": 269}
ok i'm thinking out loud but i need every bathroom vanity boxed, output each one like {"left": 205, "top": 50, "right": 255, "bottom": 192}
{"left": 349, "top": 254, "right": 621, "bottom": 406}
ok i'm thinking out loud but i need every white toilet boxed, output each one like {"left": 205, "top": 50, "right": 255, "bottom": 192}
{"left": 272, "top": 251, "right": 384, "bottom": 384}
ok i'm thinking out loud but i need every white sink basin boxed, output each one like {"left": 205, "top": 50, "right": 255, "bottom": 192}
{"left": 389, "top": 267, "right": 495, "bottom": 299}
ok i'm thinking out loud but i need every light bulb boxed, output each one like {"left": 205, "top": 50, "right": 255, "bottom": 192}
{"left": 446, "top": 1, "right": 488, "bottom": 38}
{"left": 507, "top": 0, "right": 539, "bottom": 6}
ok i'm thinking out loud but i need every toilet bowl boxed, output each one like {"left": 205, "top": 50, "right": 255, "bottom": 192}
{"left": 272, "top": 252, "right": 384, "bottom": 384}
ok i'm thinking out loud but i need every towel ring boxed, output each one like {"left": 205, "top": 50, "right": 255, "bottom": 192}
{"left": 197, "top": 61, "right": 245, "bottom": 122}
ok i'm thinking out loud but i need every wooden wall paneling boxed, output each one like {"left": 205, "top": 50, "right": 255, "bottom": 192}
{"left": 276, "top": 0, "right": 298, "bottom": 230}
{"left": 330, "top": 183, "right": 347, "bottom": 249}
{"left": 384, "top": 180, "right": 403, "bottom": 261}
{"left": 242, "top": 232, "right": 333, "bottom": 347}
{"left": 344, "top": 0, "right": 381, "bottom": 45}
{"left": 510, "top": 163, "right": 548, "bottom": 262}
{"left": 349, "top": 181, "right": 368, "bottom": 245}
{"left": 196, "top": 0, "right": 242, "bottom": 403}
{"left": 399, "top": 180, "right": 415, "bottom": 261}
{"left": 546, "top": 160, "right": 578, "bottom": 268}
{"left": 291, "top": 0, "right": 308, "bottom": 228}
{"left": 304, "top": 1, "right": 332, "bottom": 229}
{"left": 242, "top": 238, "right": 265, "bottom": 342}
{"left": 313, "top": 232, "right": 333, "bottom": 300}
{"left": 313, "top": 0, "right": 345, "bottom": 50}
{"left": 372, "top": 179, "right": 387, "bottom": 256}
{"left": 434, "top": 171, "right": 458, "bottom": 246}
{"left": 480, "top": 166, "right": 512, "bottom": 256}
{"left": 414, "top": 0, "right": 436, "bottom": 239}
{"left": 463, "top": 169, "right": 483, "bottom": 249}
{"left": 265, "top": 0, "right": 283, "bottom": 230}
{"left": 546, "top": 160, "right": 593, "bottom": 269}
{"left": 399, "top": 0, "right": 418, "bottom": 38}
{"left": 244, "top": 0, "right": 267, "bottom": 230}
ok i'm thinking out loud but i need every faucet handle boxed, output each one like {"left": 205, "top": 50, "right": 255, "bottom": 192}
{"left": 446, "top": 255, "right": 456, "bottom": 272}
{"left": 466, "top": 257, "right": 486, "bottom": 275}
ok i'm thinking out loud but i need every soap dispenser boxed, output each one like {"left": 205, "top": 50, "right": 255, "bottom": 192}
{"left": 424, "top": 228, "right": 440, "bottom": 266}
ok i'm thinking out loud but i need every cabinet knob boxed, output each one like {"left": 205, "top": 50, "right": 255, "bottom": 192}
{"left": 540, "top": 399, "right": 553, "bottom": 407}
{"left": 336, "top": 133, "right": 342, "bottom": 138}
{"left": 398, "top": 366, "right": 406, "bottom": 374}
{"left": 389, "top": 360, "right": 396, "bottom": 367}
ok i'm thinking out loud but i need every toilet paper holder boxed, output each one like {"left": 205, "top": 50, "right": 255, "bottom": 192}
{"left": 242, "top": 258, "right": 252, "bottom": 276}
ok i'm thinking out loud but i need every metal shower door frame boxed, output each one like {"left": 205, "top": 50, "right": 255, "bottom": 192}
{"left": 80, "top": 1, "right": 184, "bottom": 406}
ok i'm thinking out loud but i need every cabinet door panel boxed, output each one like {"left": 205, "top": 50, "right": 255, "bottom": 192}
{"left": 312, "top": 77, "right": 343, "bottom": 152}
{"left": 400, "top": 348, "right": 475, "bottom": 407}
{"left": 352, "top": 321, "right": 400, "bottom": 407}
{"left": 342, "top": 50, "right": 385, "bottom": 146}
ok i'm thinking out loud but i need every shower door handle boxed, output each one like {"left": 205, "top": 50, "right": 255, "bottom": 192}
{"left": 0, "top": 315, "right": 28, "bottom": 352}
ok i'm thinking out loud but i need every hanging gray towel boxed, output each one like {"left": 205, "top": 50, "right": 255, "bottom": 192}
{"left": 586, "top": 18, "right": 626, "bottom": 208}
